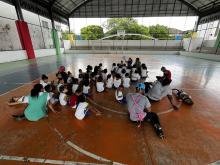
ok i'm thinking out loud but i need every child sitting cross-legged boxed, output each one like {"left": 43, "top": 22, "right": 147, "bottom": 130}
{"left": 131, "top": 70, "right": 141, "bottom": 82}
{"left": 75, "top": 95, "right": 101, "bottom": 120}
{"left": 57, "top": 78, "right": 65, "bottom": 93}
{"left": 67, "top": 71, "right": 73, "bottom": 84}
{"left": 40, "top": 74, "right": 49, "bottom": 88}
{"left": 69, "top": 89, "right": 82, "bottom": 109}
{"left": 106, "top": 74, "right": 113, "bottom": 89}
{"left": 123, "top": 73, "right": 130, "bottom": 88}
{"left": 141, "top": 63, "right": 148, "bottom": 78}
{"left": 96, "top": 76, "right": 105, "bottom": 92}
{"left": 59, "top": 85, "right": 69, "bottom": 106}
{"left": 83, "top": 79, "right": 91, "bottom": 97}
{"left": 113, "top": 73, "right": 122, "bottom": 89}
{"left": 115, "top": 85, "right": 127, "bottom": 104}
{"left": 72, "top": 78, "right": 79, "bottom": 94}
{"left": 44, "top": 84, "right": 58, "bottom": 105}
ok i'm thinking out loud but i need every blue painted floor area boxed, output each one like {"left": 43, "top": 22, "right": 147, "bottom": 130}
{"left": 1, "top": 53, "right": 220, "bottom": 95}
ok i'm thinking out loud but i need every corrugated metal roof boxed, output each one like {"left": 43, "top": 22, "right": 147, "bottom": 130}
{"left": 2, "top": 0, "right": 220, "bottom": 24}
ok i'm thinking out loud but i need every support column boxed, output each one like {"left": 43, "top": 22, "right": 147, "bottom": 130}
{"left": 68, "top": 18, "right": 71, "bottom": 33}
{"left": 49, "top": 8, "right": 61, "bottom": 56}
{"left": 51, "top": 29, "right": 61, "bottom": 55}
{"left": 214, "top": 27, "right": 220, "bottom": 49}
{"left": 13, "top": 0, "right": 35, "bottom": 59}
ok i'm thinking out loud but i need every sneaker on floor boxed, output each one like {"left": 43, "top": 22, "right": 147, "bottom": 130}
{"left": 12, "top": 115, "right": 25, "bottom": 121}
{"left": 154, "top": 124, "right": 164, "bottom": 139}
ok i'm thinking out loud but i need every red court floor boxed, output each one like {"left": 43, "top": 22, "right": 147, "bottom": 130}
{"left": 0, "top": 54, "right": 220, "bottom": 165}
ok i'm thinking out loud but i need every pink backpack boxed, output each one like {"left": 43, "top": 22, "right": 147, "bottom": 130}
{"left": 130, "top": 95, "right": 146, "bottom": 128}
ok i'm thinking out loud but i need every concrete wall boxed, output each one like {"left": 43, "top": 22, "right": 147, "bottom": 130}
{"left": 0, "top": 48, "right": 64, "bottom": 63}
{"left": 65, "top": 49, "right": 179, "bottom": 55}
{"left": 183, "top": 38, "right": 203, "bottom": 51}
{"left": 180, "top": 51, "right": 220, "bottom": 62}
{"left": 72, "top": 40, "right": 182, "bottom": 48}
{"left": 63, "top": 40, "right": 71, "bottom": 50}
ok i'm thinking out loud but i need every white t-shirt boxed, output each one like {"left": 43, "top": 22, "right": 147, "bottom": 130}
{"left": 147, "top": 81, "right": 172, "bottom": 101}
{"left": 115, "top": 90, "right": 123, "bottom": 101}
{"left": 18, "top": 92, "right": 51, "bottom": 104}
{"left": 121, "top": 73, "right": 126, "bottom": 79}
{"left": 126, "top": 69, "right": 131, "bottom": 75}
{"left": 113, "top": 78, "right": 121, "bottom": 88}
{"left": 123, "top": 77, "right": 130, "bottom": 88}
{"left": 83, "top": 85, "right": 90, "bottom": 94}
{"left": 96, "top": 82, "right": 104, "bottom": 92}
{"left": 131, "top": 73, "right": 141, "bottom": 81}
{"left": 102, "top": 73, "right": 107, "bottom": 81}
{"left": 59, "top": 93, "right": 67, "bottom": 106}
{"left": 132, "top": 68, "right": 136, "bottom": 73}
{"left": 72, "top": 84, "right": 79, "bottom": 93}
{"left": 40, "top": 80, "right": 48, "bottom": 88}
{"left": 106, "top": 78, "right": 113, "bottom": 88}
{"left": 75, "top": 102, "right": 89, "bottom": 120}
{"left": 67, "top": 77, "right": 72, "bottom": 84}
{"left": 111, "top": 66, "right": 117, "bottom": 72}
{"left": 141, "top": 68, "right": 148, "bottom": 77}
{"left": 57, "top": 83, "right": 63, "bottom": 92}
{"left": 117, "top": 68, "right": 122, "bottom": 74}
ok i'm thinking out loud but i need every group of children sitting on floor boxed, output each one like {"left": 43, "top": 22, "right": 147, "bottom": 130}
{"left": 38, "top": 58, "right": 148, "bottom": 120}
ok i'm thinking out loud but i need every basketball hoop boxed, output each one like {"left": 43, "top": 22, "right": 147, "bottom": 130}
{"left": 117, "top": 30, "right": 125, "bottom": 36}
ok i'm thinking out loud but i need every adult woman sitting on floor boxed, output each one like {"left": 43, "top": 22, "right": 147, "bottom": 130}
{"left": 8, "top": 84, "right": 57, "bottom": 121}
{"left": 126, "top": 83, "right": 164, "bottom": 139}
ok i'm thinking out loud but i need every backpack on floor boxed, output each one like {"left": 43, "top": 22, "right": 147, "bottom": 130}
{"left": 172, "top": 89, "right": 194, "bottom": 105}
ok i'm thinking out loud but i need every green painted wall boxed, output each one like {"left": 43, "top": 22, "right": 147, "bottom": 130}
{"left": 51, "top": 29, "right": 61, "bottom": 55}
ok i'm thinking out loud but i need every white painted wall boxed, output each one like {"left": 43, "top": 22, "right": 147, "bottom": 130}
{"left": 65, "top": 49, "right": 179, "bottom": 55}
{"left": 73, "top": 40, "right": 182, "bottom": 48}
{"left": 183, "top": 38, "right": 203, "bottom": 51}
{"left": 63, "top": 40, "right": 71, "bottom": 50}
{"left": 0, "top": 17, "right": 22, "bottom": 50}
{"left": 203, "top": 40, "right": 216, "bottom": 47}
{"left": 0, "top": 48, "right": 65, "bottom": 63}
{"left": 0, "top": 1, "right": 18, "bottom": 19}
{"left": 0, "top": 50, "right": 26, "bottom": 63}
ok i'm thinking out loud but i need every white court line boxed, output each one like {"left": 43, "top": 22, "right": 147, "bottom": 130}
{"left": 0, "top": 155, "right": 104, "bottom": 165}
{"left": 88, "top": 98, "right": 128, "bottom": 115}
{"left": 47, "top": 119, "right": 125, "bottom": 165}
{"left": 66, "top": 141, "right": 124, "bottom": 165}
{"left": 88, "top": 98, "right": 181, "bottom": 116}
{"left": 208, "top": 160, "right": 220, "bottom": 165}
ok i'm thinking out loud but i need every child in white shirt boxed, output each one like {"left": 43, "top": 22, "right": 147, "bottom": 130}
{"left": 75, "top": 95, "right": 101, "bottom": 120}
{"left": 131, "top": 70, "right": 141, "bottom": 82}
{"left": 83, "top": 80, "right": 90, "bottom": 96}
{"left": 102, "top": 69, "right": 108, "bottom": 81}
{"left": 141, "top": 64, "right": 148, "bottom": 78}
{"left": 59, "top": 85, "right": 68, "bottom": 106}
{"left": 67, "top": 71, "right": 73, "bottom": 84}
{"left": 78, "top": 69, "right": 83, "bottom": 82}
{"left": 106, "top": 74, "right": 113, "bottom": 88}
{"left": 111, "top": 63, "right": 117, "bottom": 72}
{"left": 57, "top": 78, "right": 65, "bottom": 92}
{"left": 40, "top": 74, "right": 49, "bottom": 88}
{"left": 117, "top": 66, "right": 122, "bottom": 75}
{"left": 72, "top": 78, "right": 79, "bottom": 93}
{"left": 115, "top": 85, "right": 127, "bottom": 104}
{"left": 123, "top": 73, "right": 130, "bottom": 88}
{"left": 113, "top": 74, "right": 122, "bottom": 88}
{"left": 44, "top": 84, "right": 57, "bottom": 104}
{"left": 96, "top": 76, "right": 105, "bottom": 92}
{"left": 121, "top": 69, "right": 126, "bottom": 79}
